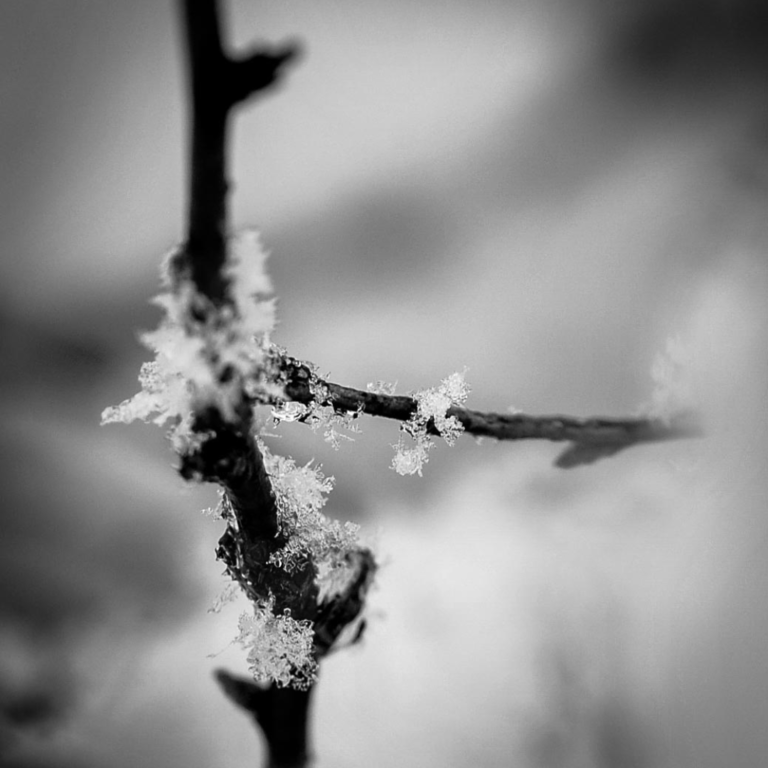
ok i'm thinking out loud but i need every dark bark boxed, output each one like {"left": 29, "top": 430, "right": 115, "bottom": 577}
{"left": 216, "top": 671, "right": 315, "bottom": 768}
{"left": 178, "top": 2, "right": 313, "bottom": 765}
{"left": 179, "top": 0, "right": 299, "bottom": 305}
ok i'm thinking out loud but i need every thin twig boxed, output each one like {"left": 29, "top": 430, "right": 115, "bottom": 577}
{"left": 278, "top": 358, "right": 703, "bottom": 467}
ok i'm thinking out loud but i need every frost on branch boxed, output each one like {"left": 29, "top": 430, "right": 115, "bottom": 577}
{"left": 100, "top": 231, "right": 278, "bottom": 451}
{"left": 272, "top": 362, "right": 362, "bottom": 449}
{"left": 366, "top": 380, "right": 398, "bottom": 396}
{"left": 208, "top": 579, "right": 241, "bottom": 614}
{"left": 103, "top": 229, "right": 375, "bottom": 691}
{"left": 262, "top": 443, "right": 361, "bottom": 582}
{"left": 392, "top": 370, "right": 471, "bottom": 476}
{"left": 235, "top": 596, "right": 317, "bottom": 690}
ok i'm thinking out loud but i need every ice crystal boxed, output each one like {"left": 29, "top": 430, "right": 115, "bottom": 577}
{"left": 224, "top": 229, "right": 273, "bottom": 328}
{"left": 271, "top": 400, "right": 309, "bottom": 423}
{"left": 304, "top": 371, "right": 361, "bottom": 448}
{"left": 390, "top": 439, "right": 433, "bottom": 477}
{"left": 208, "top": 580, "right": 241, "bottom": 614}
{"left": 643, "top": 335, "right": 696, "bottom": 424}
{"left": 367, "top": 380, "right": 398, "bottom": 396}
{"left": 235, "top": 597, "right": 317, "bottom": 690}
{"left": 272, "top": 371, "right": 361, "bottom": 449}
{"left": 101, "top": 231, "right": 277, "bottom": 451}
{"left": 439, "top": 370, "right": 471, "bottom": 404}
{"left": 306, "top": 403, "right": 361, "bottom": 449}
{"left": 266, "top": 449, "right": 334, "bottom": 514}
{"left": 202, "top": 490, "right": 234, "bottom": 521}
{"left": 391, "top": 370, "right": 470, "bottom": 476}
{"left": 262, "top": 445, "right": 360, "bottom": 573}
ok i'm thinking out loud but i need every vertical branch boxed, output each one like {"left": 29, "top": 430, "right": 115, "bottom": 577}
{"left": 216, "top": 671, "right": 315, "bottom": 768}
{"left": 176, "top": 2, "right": 312, "bottom": 766}
{"left": 180, "top": 0, "right": 230, "bottom": 303}
{"left": 175, "top": 0, "right": 300, "bottom": 537}
{"left": 179, "top": 0, "right": 299, "bottom": 304}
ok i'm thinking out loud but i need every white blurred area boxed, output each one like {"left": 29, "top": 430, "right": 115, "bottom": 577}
{"left": 2, "top": 0, "right": 768, "bottom": 766}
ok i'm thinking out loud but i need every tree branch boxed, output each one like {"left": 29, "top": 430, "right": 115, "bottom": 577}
{"left": 176, "top": 0, "right": 301, "bottom": 534}
{"left": 174, "top": 3, "right": 374, "bottom": 766}
{"left": 179, "top": 0, "right": 299, "bottom": 304}
{"left": 170, "top": 1, "right": 702, "bottom": 764}
{"left": 177, "top": 3, "right": 317, "bottom": 763}
{"left": 215, "top": 671, "right": 314, "bottom": 768}
{"left": 179, "top": 0, "right": 229, "bottom": 304}
{"left": 278, "top": 358, "right": 703, "bottom": 468}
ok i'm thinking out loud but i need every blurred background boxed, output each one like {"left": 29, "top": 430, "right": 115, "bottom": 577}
{"left": 2, "top": 1, "right": 768, "bottom": 766}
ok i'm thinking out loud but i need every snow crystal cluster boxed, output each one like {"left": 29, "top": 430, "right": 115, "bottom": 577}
{"left": 262, "top": 445, "right": 360, "bottom": 577}
{"left": 391, "top": 370, "right": 471, "bottom": 476}
{"left": 235, "top": 596, "right": 317, "bottom": 690}
{"left": 100, "top": 230, "right": 277, "bottom": 450}
{"left": 272, "top": 384, "right": 361, "bottom": 450}
{"left": 224, "top": 445, "right": 363, "bottom": 689}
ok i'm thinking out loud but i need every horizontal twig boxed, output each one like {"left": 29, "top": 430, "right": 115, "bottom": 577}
{"left": 278, "top": 358, "right": 703, "bottom": 467}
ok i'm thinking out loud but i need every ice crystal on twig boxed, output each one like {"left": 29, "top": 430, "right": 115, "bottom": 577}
{"left": 308, "top": 403, "right": 361, "bottom": 449}
{"left": 208, "top": 580, "right": 241, "bottom": 614}
{"left": 101, "top": 231, "right": 277, "bottom": 451}
{"left": 391, "top": 370, "right": 470, "bottom": 475}
{"left": 235, "top": 596, "right": 317, "bottom": 690}
{"left": 272, "top": 367, "right": 362, "bottom": 448}
{"left": 391, "top": 439, "right": 433, "bottom": 477}
{"left": 262, "top": 445, "right": 360, "bottom": 574}
{"left": 202, "top": 489, "right": 235, "bottom": 521}
{"left": 271, "top": 400, "right": 309, "bottom": 423}
{"left": 366, "top": 380, "right": 398, "bottom": 396}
